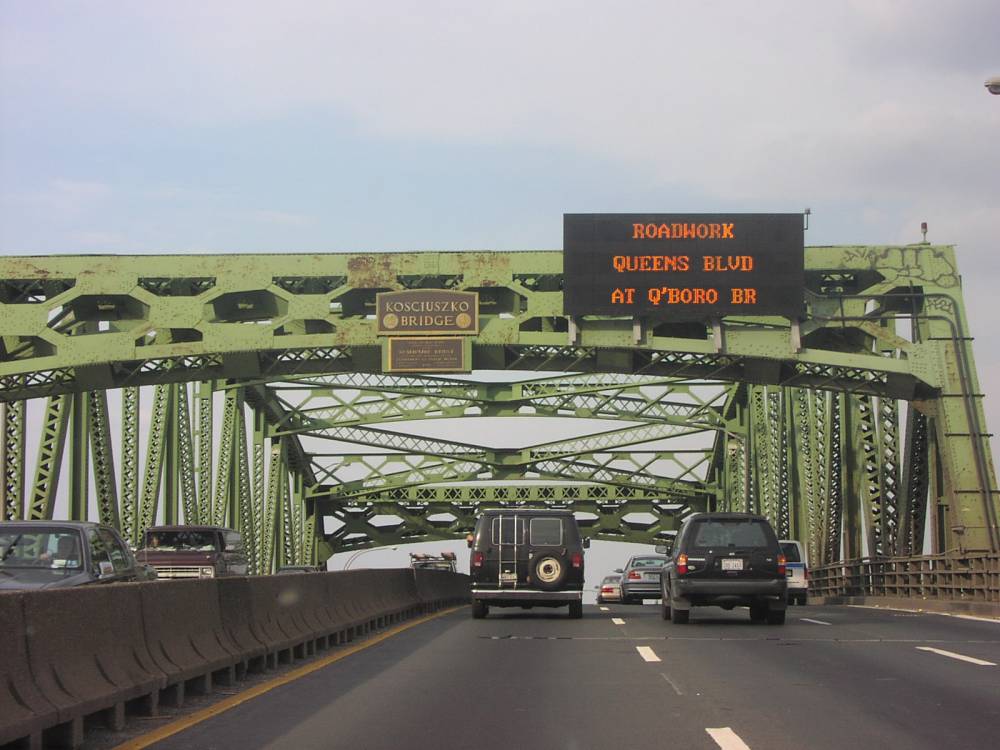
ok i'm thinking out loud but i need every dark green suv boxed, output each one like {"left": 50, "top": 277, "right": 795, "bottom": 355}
{"left": 468, "top": 509, "right": 588, "bottom": 619}
{"left": 661, "top": 512, "right": 787, "bottom": 625}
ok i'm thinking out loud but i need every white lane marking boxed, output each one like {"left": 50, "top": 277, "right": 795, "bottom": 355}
{"left": 611, "top": 617, "right": 626, "bottom": 625}
{"left": 846, "top": 604, "right": 1000, "bottom": 624}
{"left": 915, "top": 646, "right": 996, "bottom": 666}
{"left": 599, "top": 606, "right": 609, "bottom": 611}
{"left": 800, "top": 617, "right": 831, "bottom": 625}
{"left": 659, "top": 671, "right": 683, "bottom": 695}
{"left": 636, "top": 646, "right": 660, "bottom": 662}
{"left": 706, "top": 727, "right": 752, "bottom": 750}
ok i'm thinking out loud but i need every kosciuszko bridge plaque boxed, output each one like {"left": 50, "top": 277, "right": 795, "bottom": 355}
{"left": 377, "top": 289, "right": 478, "bottom": 372}
{"left": 563, "top": 213, "right": 805, "bottom": 319}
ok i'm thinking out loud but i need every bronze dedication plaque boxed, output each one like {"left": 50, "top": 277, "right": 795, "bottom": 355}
{"left": 385, "top": 337, "right": 469, "bottom": 373}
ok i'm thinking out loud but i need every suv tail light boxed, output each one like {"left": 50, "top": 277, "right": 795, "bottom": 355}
{"left": 472, "top": 551, "right": 484, "bottom": 568}
{"left": 627, "top": 570, "right": 642, "bottom": 580}
{"left": 676, "top": 553, "right": 688, "bottom": 575}
{"left": 777, "top": 554, "right": 786, "bottom": 576}
{"left": 571, "top": 552, "right": 583, "bottom": 568}
{"left": 804, "top": 567, "right": 809, "bottom": 580}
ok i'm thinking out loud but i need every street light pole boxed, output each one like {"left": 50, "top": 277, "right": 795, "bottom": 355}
{"left": 342, "top": 545, "right": 398, "bottom": 570}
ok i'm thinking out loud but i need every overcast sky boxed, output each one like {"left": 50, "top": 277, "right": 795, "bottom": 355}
{"left": 1, "top": 2, "right": 998, "bottom": 573}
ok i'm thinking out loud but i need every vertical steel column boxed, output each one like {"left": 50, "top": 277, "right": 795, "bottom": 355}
{"left": 89, "top": 389, "right": 120, "bottom": 529}
{"left": 786, "top": 388, "right": 809, "bottom": 543}
{"left": 28, "top": 395, "right": 70, "bottom": 520}
{"left": 878, "top": 397, "right": 900, "bottom": 556}
{"left": 852, "top": 394, "right": 880, "bottom": 558}
{"left": 824, "top": 393, "right": 851, "bottom": 562}
{"left": 252, "top": 410, "right": 267, "bottom": 573}
{"left": 68, "top": 392, "right": 89, "bottom": 521}
{"left": 1, "top": 400, "right": 26, "bottom": 520}
{"left": 263, "top": 439, "right": 285, "bottom": 574}
{"left": 281, "top": 461, "right": 295, "bottom": 566}
{"left": 175, "top": 383, "right": 199, "bottom": 524}
{"left": 120, "top": 387, "right": 140, "bottom": 545}
{"left": 750, "top": 386, "right": 769, "bottom": 516}
{"left": 293, "top": 473, "right": 309, "bottom": 565}
{"left": 197, "top": 381, "right": 214, "bottom": 524}
{"left": 235, "top": 399, "right": 257, "bottom": 573}
{"left": 138, "top": 384, "right": 171, "bottom": 535}
{"left": 213, "top": 390, "right": 238, "bottom": 527}
{"left": 898, "top": 408, "right": 930, "bottom": 555}
{"left": 162, "top": 385, "right": 179, "bottom": 525}
{"left": 768, "top": 390, "right": 787, "bottom": 537}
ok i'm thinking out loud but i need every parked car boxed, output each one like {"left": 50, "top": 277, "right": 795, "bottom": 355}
{"left": 409, "top": 552, "right": 458, "bottom": 572}
{"left": 135, "top": 525, "right": 248, "bottom": 579}
{"left": 780, "top": 539, "right": 809, "bottom": 605}
{"left": 661, "top": 512, "right": 787, "bottom": 625}
{"left": 0, "top": 520, "right": 155, "bottom": 590}
{"left": 596, "top": 574, "right": 622, "bottom": 604}
{"left": 619, "top": 554, "right": 668, "bottom": 604}
{"left": 469, "top": 508, "right": 588, "bottom": 619}
{"left": 276, "top": 564, "right": 325, "bottom": 574}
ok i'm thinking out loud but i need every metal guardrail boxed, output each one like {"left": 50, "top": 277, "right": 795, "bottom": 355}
{"left": 810, "top": 554, "right": 1000, "bottom": 604}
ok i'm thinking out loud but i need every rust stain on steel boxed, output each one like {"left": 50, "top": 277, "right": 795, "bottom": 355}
{"left": 457, "top": 252, "right": 510, "bottom": 287}
{"left": 347, "top": 255, "right": 399, "bottom": 289}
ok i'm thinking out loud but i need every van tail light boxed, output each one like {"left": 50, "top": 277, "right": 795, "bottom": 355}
{"left": 472, "top": 551, "right": 484, "bottom": 568}
{"left": 571, "top": 552, "right": 583, "bottom": 568}
{"left": 627, "top": 570, "right": 642, "bottom": 580}
{"left": 676, "top": 554, "right": 688, "bottom": 575}
{"left": 777, "top": 555, "right": 786, "bottom": 576}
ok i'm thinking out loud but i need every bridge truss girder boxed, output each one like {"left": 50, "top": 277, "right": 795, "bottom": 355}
{"left": 0, "top": 245, "right": 996, "bottom": 564}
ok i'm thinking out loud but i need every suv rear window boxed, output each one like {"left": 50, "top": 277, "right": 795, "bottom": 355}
{"left": 529, "top": 518, "right": 563, "bottom": 546}
{"left": 690, "top": 519, "right": 771, "bottom": 548}
{"left": 780, "top": 542, "right": 802, "bottom": 562}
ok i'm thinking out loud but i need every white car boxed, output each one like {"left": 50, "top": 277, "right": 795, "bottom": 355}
{"left": 779, "top": 540, "right": 808, "bottom": 605}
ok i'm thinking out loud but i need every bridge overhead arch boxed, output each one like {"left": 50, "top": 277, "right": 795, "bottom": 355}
{"left": 1, "top": 244, "right": 997, "bottom": 570}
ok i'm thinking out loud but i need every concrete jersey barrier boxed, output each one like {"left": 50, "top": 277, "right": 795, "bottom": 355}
{"left": 0, "top": 569, "right": 468, "bottom": 748}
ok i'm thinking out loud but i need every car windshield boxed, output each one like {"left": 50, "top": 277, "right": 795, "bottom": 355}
{"left": 691, "top": 519, "right": 771, "bottom": 548}
{"left": 630, "top": 557, "right": 666, "bottom": 568}
{"left": 0, "top": 529, "right": 84, "bottom": 570}
{"left": 780, "top": 542, "right": 802, "bottom": 562}
{"left": 143, "top": 530, "right": 218, "bottom": 552}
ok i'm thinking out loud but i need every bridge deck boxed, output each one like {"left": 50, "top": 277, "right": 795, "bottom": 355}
{"left": 96, "top": 604, "right": 1000, "bottom": 750}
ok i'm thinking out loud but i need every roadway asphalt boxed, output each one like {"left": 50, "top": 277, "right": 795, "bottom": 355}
{"left": 140, "top": 602, "right": 1000, "bottom": 750}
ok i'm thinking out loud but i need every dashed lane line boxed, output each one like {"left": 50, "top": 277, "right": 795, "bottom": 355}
{"left": 599, "top": 606, "right": 609, "bottom": 611}
{"left": 706, "top": 727, "right": 752, "bottom": 750}
{"left": 636, "top": 646, "right": 661, "bottom": 662}
{"left": 915, "top": 646, "right": 996, "bottom": 666}
{"left": 611, "top": 617, "right": 626, "bottom": 625}
{"left": 800, "top": 617, "right": 831, "bottom": 625}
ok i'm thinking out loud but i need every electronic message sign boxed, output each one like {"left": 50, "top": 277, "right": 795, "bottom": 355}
{"left": 563, "top": 214, "right": 804, "bottom": 319}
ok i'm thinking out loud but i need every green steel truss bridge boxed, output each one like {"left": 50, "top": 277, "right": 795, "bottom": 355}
{"left": 1, "top": 246, "right": 997, "bottom": 573}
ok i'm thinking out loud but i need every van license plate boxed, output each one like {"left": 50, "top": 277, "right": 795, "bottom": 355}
{"left": 721, "top": 559, "right": 743, "bottom": 571}
{"left": 500, "top": 572, "right": 517, "bottom": 582}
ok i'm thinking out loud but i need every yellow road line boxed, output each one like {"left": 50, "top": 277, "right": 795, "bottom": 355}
{"left": 113, "top": 605, "right": 465, "bottom": 750}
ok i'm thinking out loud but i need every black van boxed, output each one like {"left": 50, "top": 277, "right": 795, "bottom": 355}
{"left": 468, "top": 509, "right": 588, "bottom": 619}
